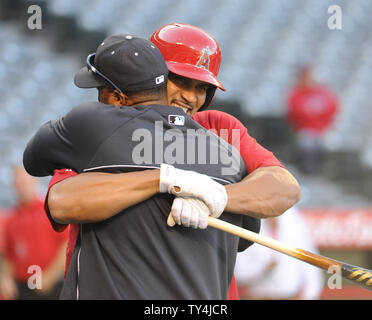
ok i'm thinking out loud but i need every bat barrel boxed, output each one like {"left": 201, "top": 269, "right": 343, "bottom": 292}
{"left": 207, "top": 217, "right": 372, "bottom": 292}
{"left": 341, "top": 263, "right": 372, "bottom": 290}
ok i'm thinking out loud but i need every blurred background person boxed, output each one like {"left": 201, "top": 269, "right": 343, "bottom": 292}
{"left": 234, "top": 206, "right": 324, "bottom": 300}
{"left": 0, "top": 166, "right": 67, "bottom": 300}
{"left": 286, "top": 65, "right": 339, "bottom": 175}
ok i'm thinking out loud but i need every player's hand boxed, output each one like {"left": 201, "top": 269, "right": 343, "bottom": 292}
{"left": 167, "top": 197, "right": 209, "bottom": 229}
{"left": 159, "top": 163, "right": 227, "bottom": 218}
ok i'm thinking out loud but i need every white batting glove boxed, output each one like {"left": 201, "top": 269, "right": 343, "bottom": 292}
{"left": 167, "top": 197, "right": 210, "bottom": 229}
{"left": 159, "top": 163, "right": 227, "bottom": 218}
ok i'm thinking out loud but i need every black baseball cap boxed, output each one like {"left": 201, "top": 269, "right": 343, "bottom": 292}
{"left": 74, "top": 34, "right": 168, "bottom": 92}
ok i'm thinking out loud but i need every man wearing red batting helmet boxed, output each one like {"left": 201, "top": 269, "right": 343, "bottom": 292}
{"left": 150, "top": 23, "right": 225, "bottom": 113}
{"left": 38, "top": 24, "right": 301, "bottom": 299}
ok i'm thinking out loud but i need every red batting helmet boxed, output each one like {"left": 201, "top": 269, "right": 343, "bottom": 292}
{"left": 150, "top": 23, "right": 225, "bottom": 110}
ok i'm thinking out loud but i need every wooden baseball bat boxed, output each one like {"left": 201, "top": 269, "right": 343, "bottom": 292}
{"left": 207, "top": 216, "right": 372, "bottom": 291}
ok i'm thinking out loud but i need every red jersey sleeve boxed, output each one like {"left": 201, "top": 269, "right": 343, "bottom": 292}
{"left": 43, "top": 170, "right": 80, "bottom": 279}
{"left": 193, "top": 110, "right": 286, "bottom": 173}
{"left": 227, "top": 275, "right": 239, "bottom": 300}
{"left": 44, "top": 169, "right": 78, "bottom": 232}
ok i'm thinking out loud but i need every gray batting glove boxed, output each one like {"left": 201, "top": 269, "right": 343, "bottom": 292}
{"left": 159, "top": 163, "right": 227, "bottom": 218}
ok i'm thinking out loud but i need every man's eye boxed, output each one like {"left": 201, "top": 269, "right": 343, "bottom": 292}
{"left": 178, "top": 78, "right": 189, "bottom": 86}
{"left": 197, "top": 85, "right": 208, "bottom": 92}
{"left": 171, "top": 75, "right": 188, "bottom": 85}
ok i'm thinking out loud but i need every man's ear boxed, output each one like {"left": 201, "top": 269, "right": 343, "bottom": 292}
{"left": 114, "top": 90, "right": 129, "bottom": 106}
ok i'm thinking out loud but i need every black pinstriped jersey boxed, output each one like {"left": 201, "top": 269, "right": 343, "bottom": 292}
{"left": 23, "top": 102, "right": 260, "bottom": 299}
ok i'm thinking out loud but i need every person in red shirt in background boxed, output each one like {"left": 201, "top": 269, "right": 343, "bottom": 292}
{"left": 287, "top": 65, "right": 339, "bottom": 174}
{"left": 0, "top": 166, "right": 68, "bottom": 300}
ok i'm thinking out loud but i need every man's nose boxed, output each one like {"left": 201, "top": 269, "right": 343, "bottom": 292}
{"left": 181, "top": 87, "right": 197, "bottom": 105}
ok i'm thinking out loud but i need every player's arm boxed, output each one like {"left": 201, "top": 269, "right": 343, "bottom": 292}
{"left": 48, "top": 165, "right": 298, "bottom": 227}
{"left": 48, "top": 139, "right": 300, "bottom": 226}
{"left": 48, "top": 170, "right": 161, "bottom": 224}
{"left": 225, "top": 166, "right": 301, "bottom": 218}
{"left": 194, "top": 110, "right": 301, "bottom": 219}
{"left": 23, "top": 102, "right": 115, "bottom": 177}
{"left": 0, "top": 227, "right": 19, "bottom": 300}
{"left": 49, "top": 164, "right": 227, "bottom": 227}
{"left": 0, "top": 253, "right": 18, "bottom": 300}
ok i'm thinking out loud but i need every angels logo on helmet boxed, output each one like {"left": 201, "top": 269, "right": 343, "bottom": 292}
{"left": 196, "top": 47, "right": 211, "bottom": 71}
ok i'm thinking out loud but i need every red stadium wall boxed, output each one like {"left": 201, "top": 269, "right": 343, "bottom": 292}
{"left": 300, "top": 208, "right": 372, "bottom": 250}
{"left": 300, "top": 208, "right": 372, "bottom": 300}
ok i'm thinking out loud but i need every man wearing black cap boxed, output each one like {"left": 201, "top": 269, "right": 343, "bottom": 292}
{"left": 23, "top": 34, "right": 255, "bottom": 299}
{"left": 74, "top": 34, "right": 168, "bottom": 110}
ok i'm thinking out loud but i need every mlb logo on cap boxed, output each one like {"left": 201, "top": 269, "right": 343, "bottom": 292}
{"left": 155, "top": 75, "right": 165, "bottom": 85}
{"left": 168, "top": 115, "right": 185, "bottom": 126}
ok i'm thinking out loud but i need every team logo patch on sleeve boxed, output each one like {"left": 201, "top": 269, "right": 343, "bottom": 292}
{"left": 168, "top": 115, "right": 185, "bottom": 126}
